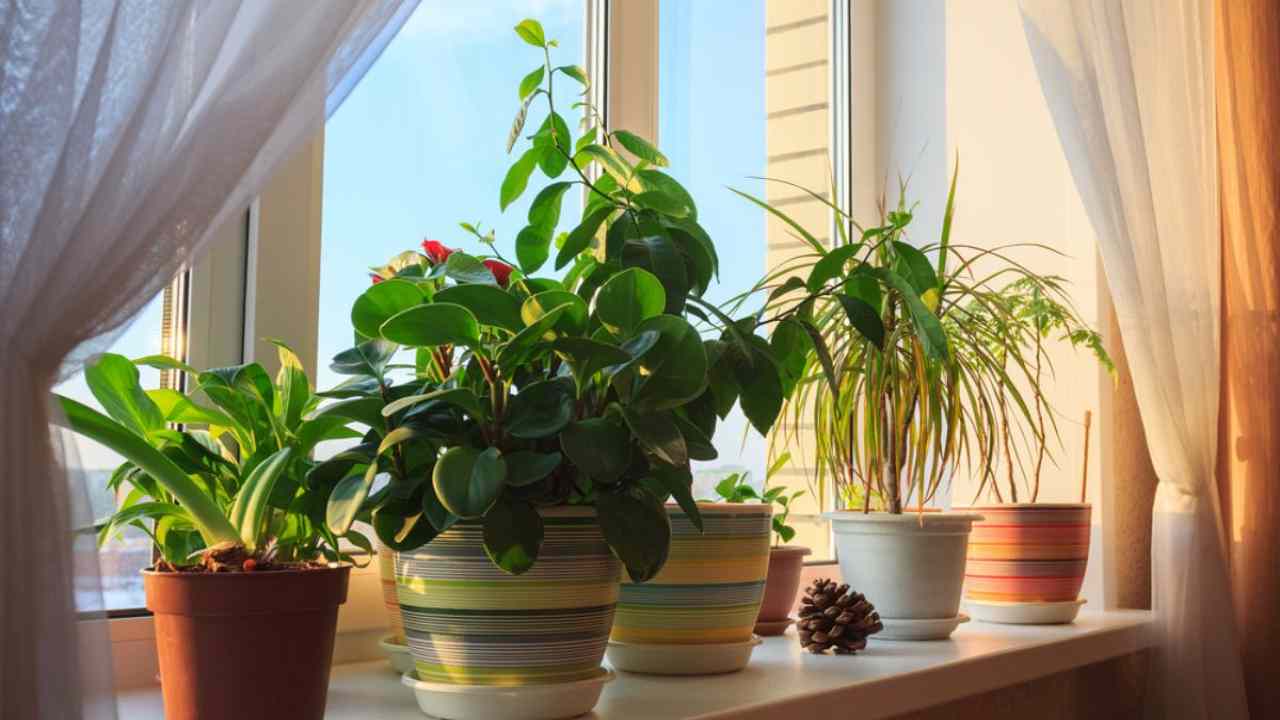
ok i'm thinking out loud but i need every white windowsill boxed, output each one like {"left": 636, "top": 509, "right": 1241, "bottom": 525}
{"left": 114, "top": 610, "right": 1151, "bottom": 719}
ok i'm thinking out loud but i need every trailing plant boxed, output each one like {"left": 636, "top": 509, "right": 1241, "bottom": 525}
{"left": 742, "top": 163, "right": 1111, "bottom": 512}
{"left": 55, "top": 345, "right": 364, "bottom": 569}
{"left": 711, "top": 452, "right": 805, "bottom": 547}
{"left": 316, "top": 18, "right": 798, "bottom": 582}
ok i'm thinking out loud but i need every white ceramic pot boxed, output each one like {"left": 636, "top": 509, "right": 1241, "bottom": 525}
{"left": 824, "top": 511, "right": 982, "bottom": 640}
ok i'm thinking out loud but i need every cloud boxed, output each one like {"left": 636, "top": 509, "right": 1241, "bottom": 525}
{"left": 399, "top": 0, "right": 583, "bottom": 42}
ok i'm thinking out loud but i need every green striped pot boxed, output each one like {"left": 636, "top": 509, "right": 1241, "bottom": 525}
{"left": 394, "top": 506, "right": 620, "bottom": 687}
{"left": 611, "top": 503, "right": 772, "bottom": 645}
{"left": 378, "top": 541, "right": 406, "bottom": 644}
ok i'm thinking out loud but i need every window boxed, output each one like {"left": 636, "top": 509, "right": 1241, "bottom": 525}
{"left": 658, "top": 0, "right": 837, "bottom": 559}
{"left": 317, "top": 0, "right": 588, "bottom": 400}
{"left": 58, "top": 287, "right": 182, "bottom": 612}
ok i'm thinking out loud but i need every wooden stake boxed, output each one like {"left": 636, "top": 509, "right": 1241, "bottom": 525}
{"left": 1080, "top": 410, "right": 1093, "bottom": 503}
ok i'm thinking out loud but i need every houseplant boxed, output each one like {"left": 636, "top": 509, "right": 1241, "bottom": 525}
{"left": 55, "top": 344, "right": 362, "bottom": 720}
{"left": 751, "top": 167, "right": 1109, "bottom": 639}
{"left": 709, "top": 458, "right": 810, "bottom": 636}
{"left": 316, "top": 18, "right": 794, "bottom": 716}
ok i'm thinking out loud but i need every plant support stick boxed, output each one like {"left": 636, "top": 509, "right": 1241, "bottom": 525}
{"left": 1080, "top": 409, "right": 1092, "bottom": 503}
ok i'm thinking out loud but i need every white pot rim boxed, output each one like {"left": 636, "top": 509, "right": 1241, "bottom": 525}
{"left": 822, "top": 510, "right": 985, "bottom": 523}
{"left": 954, "top": 502, "right": 1091, "bottom": 510}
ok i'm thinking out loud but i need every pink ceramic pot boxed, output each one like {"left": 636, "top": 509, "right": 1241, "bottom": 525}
{"left": 956, "top": 503, "right": 1091, "bottom": 603}
{"left": 754, "top": 545, "right": 811, "bottom": 635}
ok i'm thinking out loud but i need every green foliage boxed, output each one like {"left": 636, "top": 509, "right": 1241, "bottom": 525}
{"left": 318, "top": 20, "right": 797, "bottom": 582}
{"left": 56, "top": 345, "right": 362, "bottom": 566}
{"left": 711, "top": 454, "right": 805, "bottom": 547}
{"left": 750, "top": 163, "right": 1113, "bottom": 512}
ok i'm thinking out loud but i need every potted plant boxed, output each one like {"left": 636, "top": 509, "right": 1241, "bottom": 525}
{"left": 709, "top": 458, "right": 810, "bottom": 636}
{"left": 55, "top": 344, "right": 363, "bottom": 720}
{"left": 314, "top": 18, "right": 793, "bottom": 717}
{"left": 951, "top": 277, "right": 1110, "bottom": 624}
{"left": 749, "top": 167, "right": 1109, "bottom": 639}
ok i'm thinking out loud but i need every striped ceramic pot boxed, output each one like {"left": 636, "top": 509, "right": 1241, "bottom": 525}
{"left": 394, "top": 506, "right": 620, "bottom": 687}
{"left": 958, "top": 503, "right": 1091, "bottom": 603}
{"left": 611, "top": 503, "right": 771, "bottom": 648}
{"left": 378, "top": 542, "right": 407, "bottom": 643}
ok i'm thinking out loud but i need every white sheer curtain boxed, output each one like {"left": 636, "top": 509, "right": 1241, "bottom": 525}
{"left": 0, "top": 1, "right": 418, "bottom": 717}
{"left": 1019, "top": 1, "right": 1248, "bottom": 718}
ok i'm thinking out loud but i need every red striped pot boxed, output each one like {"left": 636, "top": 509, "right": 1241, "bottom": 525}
{"left": 956, "top": 503, "right": 1091, "bottom": 603}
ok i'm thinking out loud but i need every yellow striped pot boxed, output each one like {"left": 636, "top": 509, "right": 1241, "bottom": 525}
{"left": 611, "top": 503, "right": 772, "bottom": 646}
{"left": 394, "top": 506, "right": 620, "bottom": 687}
{"left": 957, "top": 503, "right": 1091, "bottom": 603}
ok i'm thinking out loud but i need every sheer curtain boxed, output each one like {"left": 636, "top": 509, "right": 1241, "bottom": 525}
{"left": 0, "top": 1, "right": 418, "bottom": 717}
{"left": 1019, "top": 1, "right": 1248, "bottom": 718}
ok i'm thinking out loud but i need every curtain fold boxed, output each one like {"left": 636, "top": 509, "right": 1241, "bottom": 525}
{"left": 0, "top": 1, "right": 418, "bottom": 716}
{"left": 1215, "top": 0, "right": 1280, "bottom": 716}
{"left": 1018, "top": 1, "right": 1248, "bottom": 718}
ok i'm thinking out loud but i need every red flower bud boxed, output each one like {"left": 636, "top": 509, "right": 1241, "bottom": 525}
{"left": 370, "top": 274, "right": 384, "bottom": 285}
{"left": 483, "top": 259, "right": 514, "bottom": 288}
{"left": 421, "top": 239, "right": 455, "bottom": 265}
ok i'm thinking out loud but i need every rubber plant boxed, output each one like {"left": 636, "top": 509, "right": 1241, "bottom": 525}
{"left": 741, "top": 164, "right": 1111, "bottom": 513}
{"left": 55, "top": 343, "right": 366, "bottom": 569}
{"left": 317, "top": 19, "right": 798, "bottom": 582}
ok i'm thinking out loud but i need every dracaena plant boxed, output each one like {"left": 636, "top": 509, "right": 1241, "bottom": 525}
{"left": 747, "top": 164, "right": 1112, "bottom": 514}
{"left": 55, "top": 344, "right": 365, "bottom": 569}
{"left": 315, "top": 18, "right": 797, "bottom": 582}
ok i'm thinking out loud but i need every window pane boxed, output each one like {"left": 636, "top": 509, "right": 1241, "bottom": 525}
{"left": 317, "top": 0, "right": 587, "bottom": 401}
{"left": 57, "top": 291, "right": 171, "bottom": 611}
{"left": 660, "top": 0, "right": 834, "bottom": 558}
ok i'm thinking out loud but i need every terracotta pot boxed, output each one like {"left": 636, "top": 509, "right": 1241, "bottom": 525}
{"left": 144, "top": 565, "right": 351, "bottom": 720}
{"left": 611, "top": 503, "right": 772, "bottom": 646}
{"left": 956, "top": 503, "right": 1091, "bottom": 603}
{"left": 395, "top": 506, "right": 620, "bottom": 688}
{"left": 755, "top": 545, "right": 811, "bottom": 631}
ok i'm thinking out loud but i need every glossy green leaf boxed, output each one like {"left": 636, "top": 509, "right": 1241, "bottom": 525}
{"left": 806, "top": 243, "right": 863, "bottom": 292}
{"left": 483, "top": 498, "right": 544, "bottom": 575}
{"left": 84, "top": 353, "right": 165, "bottom": 437}
{"left": 533, "top": 112, "right": 572, "bottom": 177}
{"left": 552, "top": 337, "right": 633, "bottom": 388}
{"left": 382, "top": 387, "right": 485, "bottom": 419}
{"left": 560, "top": 417, "right": 630, "bottom": 484}
{"left": 433, "top": 446, "right": 506, "bottom": 519}
{"left": 622, "top": 407, "right": 687, "bottom": 467}
{"left": 351, "top": 280, "right": 427, "bottom": 339}
{"left": 637, "top": 170, "right": 697, "bottom": 221}
{"left": 629, "top": 315, "right": 707, "bottom": 411}
{"left": 649, "top": 463, "right": 702, "bottom": 531}
{"left": 500, "top": 147, "right": 541, "bottom": 211}
{"left": 514, "top": 18, "right": 546, "bottom": 47}
{"left": 518, "top": 66, "right": 544, "bottom": 100}
{"left": 381, "top": 303, "right": 481, "bottom": 348}
{"left": 837, "top": 295, "right": 886, "bottom": 349}
{"left": 497, "top": 303, "right": 570, "bottom": 372}
{"left": 230, "top": 446, "right": 294, "bottom": 550}
{"left": 892, "top": 241, "right": 940, "bottom": 296}
{"left": 373, "top": 500, "right": 439, "bottom": 552}
{"left": 306, "top": 396, "right": 385, "bottom": 429}
{"left": 326, "top": 467, "right": 373, "bottom": 537}
{"left": 435, "top": 284, "right": 523, "bottom": 333}
{"left": 620, "top": 223, "right": 687, "bottom": 314}
{"left": 528, "top": 181, "right": 572, "bottom": 234}
{"left": 147, "top": 389, "right": 234, "bottom": 427}
{"left": 732, "top": 339, "right": 785, "bottom": 436}
{"left": 506, "top": 378, "right": 575, "bottom": 439}
{"left": 516, "top": 225, "right": 552, "bottom": 274}
{"left": 445, "top": 252, "right": 500, "bottom": 285}
{"left": 612, "top": 130, "right": 668, "bottom": 167}
{"left": 503, "top": 450, "right": 562, "bottom": 487}
{"left": 330, "top": 339, "right": 397, "bottom": 379}
{"left": 596, "top": 485, "right": 670, "bottom": 583}
{"left": 556, "top": 205, "right": 612, "bottom": 270}
{"left": 557, "top": 64, "right": 589, "bottom": 88}
{"left": 871, "top": 267, "right": 949, "bottom": 360}
{"left": 522, "top": 290, "right": 588, "bottom": 336}
{"left": 595, "top": 267, "right": 665, "bottom": 336}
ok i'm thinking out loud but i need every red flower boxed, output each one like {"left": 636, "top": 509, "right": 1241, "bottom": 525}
{"left": 422, "top": 239, "right": 455, "bottom": 265}
{"left": 370, "top": 274, "right": 384, "bottom": 285}
{"left": 484, "top": 259, "right": 514, "bottom": 288}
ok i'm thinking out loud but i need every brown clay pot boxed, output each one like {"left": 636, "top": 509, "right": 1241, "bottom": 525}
{"left": 144, "top": 565, "right": 351, "bottom": 720}
{"left": 754, "top": 545, "right": 811, "bottom": 635}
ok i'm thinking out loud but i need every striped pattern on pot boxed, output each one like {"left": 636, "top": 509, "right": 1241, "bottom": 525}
{"left": 612, "top": 504, "right": 772, "bottom": 645}
{"left": 395, "top": 506, "right": 620, "bottom": 686}
{"left": 960, "top": 504, "right": 1091, "bottom": 603}
{"left": 377, "top": 542, "right": 406, "bottom": 644}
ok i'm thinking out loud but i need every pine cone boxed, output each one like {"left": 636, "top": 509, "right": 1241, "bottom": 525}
{"left": 797, "top": 578, "right": 883, "bottom": 655}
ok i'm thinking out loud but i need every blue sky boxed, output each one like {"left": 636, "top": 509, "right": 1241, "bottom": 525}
{"left": 319, "top": 0, "right": 770, "bottom": 484}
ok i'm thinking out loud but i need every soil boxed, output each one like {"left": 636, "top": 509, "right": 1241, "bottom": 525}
{"left": 151, "top": 542, "right": 329, "bottom": 574}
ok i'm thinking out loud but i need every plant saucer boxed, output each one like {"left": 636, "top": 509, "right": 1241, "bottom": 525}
{"left": 606, "top": 636, "right": 763, "bottom": 675}
{"left": 966, "top": 598, "right": 1086, "bottom": 625}
{"left": 378, "top": 635, "right": 414, "bottom": 675}
{"left": 400, "top": 668, "right": 614, "bottom": 720}
{"left": 877, "top": 613, "right": 970, "bottom": 640}
{"left": 754, "top": 617, "right": 795, "bottom": 636}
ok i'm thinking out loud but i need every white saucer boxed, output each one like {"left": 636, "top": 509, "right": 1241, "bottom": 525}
{"left": 878, "top": 613, "right": 969, "bottom": 640}
{"left": 606, "top": 636, "right": 763, "bottom": 675}
{"left": 379, "top": 635, "right": 415, "bottom": 675}
{"left": 966, "top": 598, "right": 1086, "bottom": 625}
{"left": 401, "top": 668, "right": 614, "bottom": 720}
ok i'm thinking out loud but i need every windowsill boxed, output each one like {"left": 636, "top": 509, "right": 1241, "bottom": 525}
{"left": 114, "top": 610, "right": 1151, "bottom": 719}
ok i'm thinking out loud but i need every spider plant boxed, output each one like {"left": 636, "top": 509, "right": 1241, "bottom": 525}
{"left": 738, "top": 162, "right": 1111, "bottom": 512}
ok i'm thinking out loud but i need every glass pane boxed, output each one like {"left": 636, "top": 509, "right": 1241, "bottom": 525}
{"left": 660, "top": 0, "right": 833, "bottom": 558}
{"left": 317, "top": 0, "right": 587, "bottom": 404}
{"left": 57, "top": 292, "right": 170, "bottom": 611}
